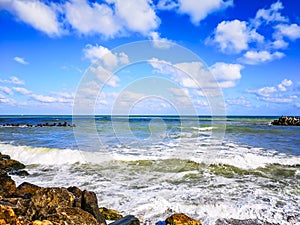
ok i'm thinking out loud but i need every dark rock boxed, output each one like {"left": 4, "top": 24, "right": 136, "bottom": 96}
{"left": 67, "top": 186, "right": 82, "bottom": 207}
{"left": 8, "top": 170, "right": 29, "bottom": 177}
{"left": 0, "top": 197, "right": 31, "bottom": 217}
{"left": 271, "top": 116, "right": 300, "bottom": 126}
{"left": 26, "top": 187, "right": 75, "bottom": 221}
{"left": 0, "top": 204, "right": 22, "bottom": 225}
{"left": 165, "top": 213, "right": 201, "bottom": 225}
{"left": 0, "top": 153, "right": 10, "bottom": 160}
{"left": 81, "top": 190, "right": 107, "bottom": 225}
{"left": 109, "top": 215, "right": 140, "bottom": 225}
{"left": 99, "top": 207, "right": 123, "bottom": 220}
{"left": 0, "top": 170, "right": 17, "bottom": 197}
{"left": 0, "top": 159, "right": 26, "bottom": 172}
{"left": 46, "top": 207, "right": 99, "bottom": 225}
{"left": 215, "top": 218, "right": 278, "bottom": 225}
{"left": 16, "top": 182, "right": 41, "bottom": 198}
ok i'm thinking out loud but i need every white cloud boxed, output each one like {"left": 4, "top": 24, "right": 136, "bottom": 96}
{"left": 247, "top": 86, "right": 277, "bottom": 97}
{"left": 150, "top": 31, "right": 173, "bottom": 49}
{"left": 90, "top": 66, "right": 120, "bottom": 88}
{"left": 271, "top": 39, "right": 288, "bottom": 49}
{"left": 0, "top": 86, "right": 13, "bottom": 95}
{"left": 226, "top": 96, "right": 251, "bottom": 107}
{"left": 157, "top": 0, "right": 178, "bottom": 10}
{"left": 0, "top": 0, "right": 61, "bottom": 36}
{"left": 177, "top": 0, "right": 233, "bottom": 25}
{"left": 209, "top": 62, "right": 243, "bottom": 88}
{"left": 13, "top": 87, "right": 32, "bottom": 95}
{"left": 278, "top": 79, "right": 292, "bottom": 92}
{"left": 110, "top": 0, "right": 160, "bottom": 34}
{"left": 253, "top": 1, "right": 288, "bottom": 27}
{"left": 261, "top": 95, "right": 297, "bottom": 103}
{"left": 274, "top": 24, "right": 300, "bottom": 41}
{"left": 0, "top": 93, "right": 15, "bottom": 105}
{"left": 0, "top": 76, "right": 24, "bottom": 85}
{"left": 13, "top": 56, "right": 28, "bottom": 65}
{"left": 210, "top": 20, "right": 263, "bottom": 54}
{"left": 240, "top": 50, "right": 285, "bottom": 65}
{"left": 83, "top": 44, "right": 129, "bottom": 68}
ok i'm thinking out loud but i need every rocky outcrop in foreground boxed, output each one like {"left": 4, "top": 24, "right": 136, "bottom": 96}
{"left": 0, "top": 152, "right": 203, "bottom": 225}
{"left": 271, "top": 116, "right": 300, "bottom": 126}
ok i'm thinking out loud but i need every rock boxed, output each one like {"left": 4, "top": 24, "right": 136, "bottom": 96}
{"left": 16, "top": 182, "right": 41, "bottom": 198}
{"left": 67, "top": 186, "right": 82, "bottom": 208}
{"left": 0, "top": 204, "right": 22, "bottom": 225}
{"left": 165, "top": 213, "right": 201, "bottom": 225}
{"left": 109, "top": 215, "right": 140, "bottom": 225}
{"left": 0, "top": 153, "right": 10, "bottom": 160}
{"left": 32, "top": 220, "right": 53, "bottom": 225}
{"left": 99, "top": 207, "right": 123, "bottom": 220}
{"left": 271, "top": 116, "right": 300, "bottom": 126}
{"left": 9, "top": 170, "right": 29, "bottom": 177}
{"left": 214, "top": 218, "right": 277, "bottom": 225}
{"left": 0, "top": 159, "right": 26, "bottom": 172}
{"left": 1, "top": 197, "right": 31, "bottom": 217}
{"left": 26, "top": 187, "right": 75, "bottom": 221}
{"left": 0, "top": 170, "right": 17, "bottom": 197}
{"left": 46, "top": 207, "right": 99, "bottom": 225}
{"left": 81, "top": 190, "right": 107, "bottom": 225}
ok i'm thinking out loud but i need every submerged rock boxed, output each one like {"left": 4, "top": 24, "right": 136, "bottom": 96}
{"left": 109, "top": 215, "right": 140, "bottom": 225}
{"left": 99, "top": 207, "right": 123, "bottom": 221}
{"left": 81, "top": 190, "right": 107, "bottom": 225}
{"left": 165, "top": 213, "right": 201, "bottom": 225}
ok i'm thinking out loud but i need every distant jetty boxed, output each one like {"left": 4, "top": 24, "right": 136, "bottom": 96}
{"left": 1, "top": 121, "right": 75, "bottom": 127}
{"left": 271, "top": 116, "right": 300, "bottom": 126}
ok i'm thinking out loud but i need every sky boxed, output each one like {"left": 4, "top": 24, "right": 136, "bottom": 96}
{"left": 0, "top": 0, "right": 300, "bottom": 116}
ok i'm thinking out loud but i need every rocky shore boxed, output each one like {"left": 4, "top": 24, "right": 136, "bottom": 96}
{"left": 0, "top": 152, "right": 290, "bottom": 225}
{"left": 271, "top": 116, "right": 300, "bottom": 126}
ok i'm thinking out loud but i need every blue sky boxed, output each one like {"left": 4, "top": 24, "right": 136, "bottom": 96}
{"left": 0, "top": 0, "right": 300, "bottom": 115}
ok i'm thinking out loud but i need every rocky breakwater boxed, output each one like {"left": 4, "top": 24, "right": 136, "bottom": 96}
{"left": 271, "top": 116, "right": 300, "bottom": 126}
{"left": 0, "top": 152, "right": 203, "bottom": 225}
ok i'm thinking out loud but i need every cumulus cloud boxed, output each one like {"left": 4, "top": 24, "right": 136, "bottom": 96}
{"left": 274, "top": 24, "right": 300, "bottom": 41}
{"left": 0, "top": 0, "right": 62, "bottom": 36}
{"left": 240, "top": 50, "right": 285, "bottom": 65}
{"left": 226, "top": 96, "right": 251, "bottom": 107}
{"left": 13, "top": 56, "right": 29, "bottom": 65}
{"left": 150, "top": 31, "right": 173, "bottom": 49}
{"left": 247, "top": 86, "right": 277, "bottom": 97}
{"left": 0, "top": 76, "right": 24, "bottom": 85}
{"left": 83, "top": 44, "right": 129, "bottom": 68}
{"left": 209, "top": 20, "right": 263, "bottom": 54}
{"left": 278, "top": 79, "right": 292, "bottom": 92}
{"left": 177, "top": 0, "right": 233, "bottom": 25}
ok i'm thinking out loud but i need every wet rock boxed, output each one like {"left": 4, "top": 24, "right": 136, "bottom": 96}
{"left": 81, "top": 190, "right": 107, "bottom": 225}
{"left": 0, "top": 159, "right": 26, "bottom": 172}
{"left": 16, "top": 182, "right": 41, "bottom": 199}
{"left": 271, "top": 116, "right": 300, "bottom": 126}
{"left": 165, "top": 213, "right": 201, "bottom": 225}
{"left": 9, "top": 170, "right": 29, "bottom": 177}
{"left": 0, "top": 170, "right": 17, "bottom": 197}
{"left": 0, "top": 204, "right": 22, "bottom": 225}
{"left": 67, "top": 186, "right": 82, "bottom": 208}
{"left": 46, "top": 207, "right": 99, "bottom": 225}
{"left": 0, "top": 153, "right": 10, "bottom": 160}
{"left": 0, "top": 197, "right": 31, "bottom": 217}
{"left": 109, "top": 215, "right": 140, "bottom": 225}
{"left": 26, "top": 187, "right": 75, "bottom": 221}
{"left": 99, "top": 207, "right": 123, "bottom": 220}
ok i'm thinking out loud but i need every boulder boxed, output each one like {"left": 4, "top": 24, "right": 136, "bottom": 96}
{"left": 0, "top": 170, "right": 17, "bottom": 197}
{"left": 109, "top": 215, "right": 140, "bottom": 225}
{"left": 0, "top": 159, "right": 26, "bottom": 172}
{"left": 67, "top": 186, "right": 82, "bottom": 208}
{"left": 26, "top": 187, "right": 75, "bottom": 221}
{"left": 99, "top": 207, "right": 123, "bottom": 220}
{"left": 165, "top": 213, "right": 201, "bottom": 225}
{"left": 46, "top": 207, "right": 99, "bottom": 225}
{"left": 0, "top": 153, "right": 10, "bottom": 160}
{"left": 81, "top": 190, "right": 107, "bottom": 225}
{"left": 8, "top": 170, "right": 29, "bottom": 177}
{"left": 0, "top": 204, "right": 22, "bottom": 225}
{"left": 0, "top": 197, "right": 30, "bottom": 216}
{"left": 271, "top": 116, "right": 300, "bottom": 126}
{"left": 32, "top": 220, "right": 53, "bottom": 225}
{"left": 16, "top": 182, "right": 41, "bottom": 199}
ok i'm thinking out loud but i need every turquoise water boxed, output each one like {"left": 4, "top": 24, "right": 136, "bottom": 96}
{"left": 0, "top": 115, "right": 299, "bottom": 224}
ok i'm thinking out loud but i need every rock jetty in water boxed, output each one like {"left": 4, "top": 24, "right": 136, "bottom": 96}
{"left": 271, "top": 116, "right": 300, "bottom": 126}
{"left": 0, "top": 152, "right": 203, "bottom": 225}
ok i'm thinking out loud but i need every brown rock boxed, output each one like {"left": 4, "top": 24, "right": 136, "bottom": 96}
{"left": 0, "top": 159, "right": 25, "bottom": 172}
{"left": 81, "top": 190, "right": 106, "bottom": 225}
{"left": 67, "top": 186, "right": 82, "bottom": 208}
{"left": 0, "top": 197, "right": 30, "bottom": 216}
{"left": 32, "top": 220, "right": 53, "bottom": 225}
{"left": 17, "top": 182, "right": 41, "bottom": 198}
{"left": 99, "top": 207, "right": 123, "bottom": 220}
{"left": 46, "top": 207, "right": 99, "bottom": 225}
{"left": 0, "top": 170, "right": 17, "bottom": 197}
{"left": 165, "top": 213, "right": 201, "bottom": 225}
{"left": 26, "top": 187, "right": 75, "bottom": 221}
{"left": 0, "top": 204, "right": 22, "bottom": 225}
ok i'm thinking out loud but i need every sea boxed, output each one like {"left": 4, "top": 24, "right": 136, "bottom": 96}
{"left": 0, "top": 115, "right": 299, "bottom": 225}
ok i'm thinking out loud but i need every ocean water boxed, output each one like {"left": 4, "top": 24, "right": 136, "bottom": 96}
{"left": 0, "top": 115, "right": 299, "bottom": 225}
